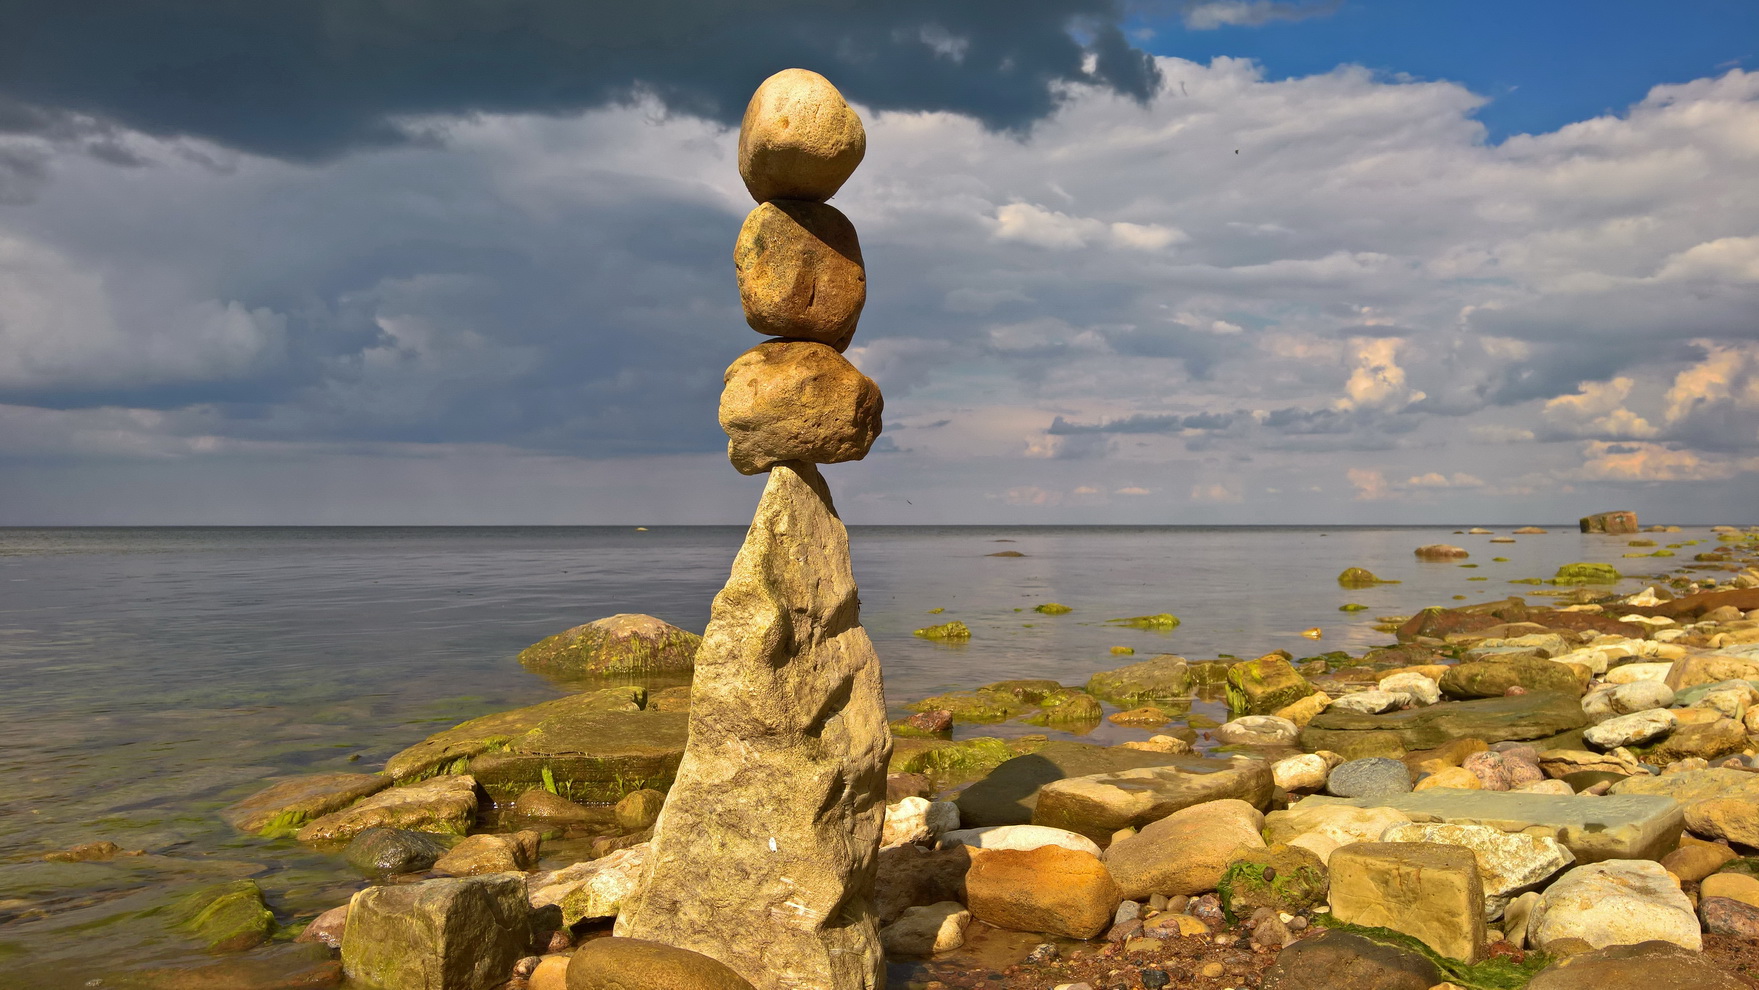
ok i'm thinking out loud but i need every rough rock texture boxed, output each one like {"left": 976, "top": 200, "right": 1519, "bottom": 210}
{"left": 1327, "top": 842, "right": 1486, "bottom": 962}
{"left": 937, "top": 825, "right": 1100, "bottom": 857}
{"left": 1084, "top": 654, "right": 1193, "bottom": 706}
{"left": 1260, "top": 930, "right": 1442, "bottom": 990}
{"left": 466, "top": 708, "right": 689, "bottom": 803}
{"left": 1300, "top": 692, "right": 1587, "bottom": 753}
{"left": 736, "top": 201, "right": 865, "bottom": 347}
{"left": 1683, "top": 797, "right": 1759, "bottom": 846}
{"left": 517, "top": 614, "right": 700, "bottom": 679}
{"left": 529, "top": 845, "right": 650, "bottom": 926}
{"left": 1030, "top": 759, "right": 1273, "bottom": 842}
{"left": 1300, "top": 790, "right": 1683, "bottom": 863}
{"left": 1324, "top": 757, "right": 1412, "bottom": 799}
{"left": 221, "top": 773, "right": 391, "bottom": 835}
{"left": 171, "top": 880, "right": 276, "bottom": 953}
{"left": 1441, "top": 659, "right": 1584, "bottom": 699}
{"left": 1580, "top": 511, "right": 1639, "bottom": 534}
{"left": 567, "top": 937, "right": 758, "bottom": 990}
{"left": 341, "top": 874, "right": 531, "bottom": 990}
{"left": 383, "top": 685, "right": 645, "bottom": 781}
{"left": 1380, "top": 822, "right": 1574, "bottom": 918}
{"left": 614, "top": 463, "right": 889, "bottom": 990}
{"left": 964, "top": 845, "right": 1120, "bottom": 940}
{"left": 720, "top": 341, "right": 883, "bottom": 475}
{"left": 954, "top": 741, "right": 1223, "bottom": 826}
{"left": 1103, "top": 798, "right": 1265, "bottom": 899}
{"left": 738, "top": 68, "right": 866, "bottom": 204}
{"left": 296, "top": 775, "right": 478, "bottom": 843}
{"left": 878, "top": 901, "right": 969, "bottom": 957}
{"left": 433, "top": 831, "right": 539, "bottom": 877}
{"left": 1527, "top": 860, "right": 1700, "bottom": 950}
{"left": 1524, "top": 940, "right": 1748, "bottom": 990}
{"left": 1225, "top": 652, "right": 1316, "bottom": 715}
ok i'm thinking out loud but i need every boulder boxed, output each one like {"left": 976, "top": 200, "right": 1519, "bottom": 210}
{"left": 1579, "top": 511, "right": 1639, "bottom": 534}
{"left": 296, "top": 904, "right": 349, "bottom": 950}
{"left": 1218, "top": 843, "right": 1329, "bottom": 916}
{"left": 1702, "top": 871, "right": 1759, "bottom": 907}
{"left": 1584, "top": 710, "right": 1675, "bottom": 749}
{"left": 1554, "top": 562, "right": 1621, "bottom": 584}
{"left": 170, "top": 880, "right": 276, "bottom": 953}
{"left": 433, "top": 831, "right": 539, "bottom": 877}
{"left": 954, "top": 740, "right": 1229, "bottom": 827}
{"left": 221, "top": 773, "right": 391, "bottom": 836}
{"left": 1524, "top": 940, "right": 1747, "bottom": 990}
{"left": 517, "top": 615, "right": 700, "bottom": 679}
{"left": 1526, "top": 860, "right": 1700, "bottom": 951}
{"left": 1659, "top": 840, "right": 1736, "bottom": 882}
{"left": 1380, "top": 822, "right": 1574, "bottom": 919}
{"left": 1608, "top": 680, "right": 1675, "bottom": 714}
{"left": 529, "top": 845, "right": 650, "bottom": 926}
{"left": 1085, "top": 654, "right": 1192, "bottom": 706}
{"left": 1440, "top": 659, "right": 1583, "bottom": 699}
{"left": 384, "top": 686, "right": 646, "bottom": 781}
{"left": 719, "top": 341, "right": 882, "bottom": 475}
{"left": 614, "top": 789, "right": 667, "bottom": 830}
{"left": 566, "top": 936, "right": 757, "bottom": 990}
{"left": 1030, "top": 758, "right": 1273, "bottom": 842}
{"left": 878, "top": 901, "right": 969, "bottom": 958}
{"left": 1328, "top": 842, "right": 1485, "bottom": 962}
{"left": 511, "top": 788, "right": 598, "bottom": 824}
{"left": 1296, "top": 790, "right": 1683, "bottom": 863}
{"left": 1337, "top": 567, "right": 1392, "bottom": 589}
{"left": 1324, "top": 757, "right": 1411, "bottom": 800}
{"left": 614, "top": 464, "right": 888, "bottom": 990}
{"left": 296, "top": 775, "right": 478, "bottom": 843}
{"left": 964, "top": 846, "right": 1120, "bottom": 940}
{"left": 1103, "top": 799, "right": 1265, "bottom": 899}
{"left": 345, "top": 828, "right": 457, "bottom": 876}
{"left": 737, "top": 68, "right": 865, "bottom": 204}
{"left": 1300, "top": 692, "right": 1587, "bottom": 754}
{"left": 1225, "top": 653, "right": 1317, "bottom": 716}
{"left": 1414, "top": 544, "right": 1469, "bottom": 559}
{"left": 735, "top": 201, "right": 864, "bottom": 348}
{"left": 1631, "top": 717, "right": 1745, "bottom": 764}
{"left": 1700, "top": 896, "right": 1759, "bottom": 937}
{"left": 463, "top": 709, "right": 689, "bottom": 803}
{"left": 1259, "top": 930, "right": 1442, "bottom": 990}
{"left": 1682, "top": 798, "right": 1759, "bottom": 846}
{"left": 341, "top": 874, "right": 532, "bottom": 990}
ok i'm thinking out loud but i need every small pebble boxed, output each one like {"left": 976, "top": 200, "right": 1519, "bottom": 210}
{"left": 1140, "top": 969, "right": 1171, "bottom": 989}
{"left": 1026, "top": 943, "right": 1059, "bottom": 964}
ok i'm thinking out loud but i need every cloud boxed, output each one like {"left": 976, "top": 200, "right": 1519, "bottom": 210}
{"left": 1540, "top": 377, "right": 1658, "bottom": 439}
{"left": 1404, "top": 472, "right": 1485, "bottom": 489}
{"left": 1179, "top": 1, "right": 1342, "bottom": 30}
{"left": 1347, "top": 467, "right": 1388, "bottom": 500}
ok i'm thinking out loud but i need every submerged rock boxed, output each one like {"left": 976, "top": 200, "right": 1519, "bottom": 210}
{"left": 296, "top": 775, "right": 478, "bottom": 843}
{"left": 383, "top": 685, "right": 646, "bottom": 781}
{"left": 1299, "top": 692, "right": 1587, "bottom": 754}
{"left": 614, "top": 464, "right": 888, "bottom": 990}
{"left": 171, "top": 879, "right": 276, "bottom": 953}
{"left": 344, "top": 827, "right": 457, "bottom": 876}
{"left": 221, "top": 772, "right": 391, "bottom": 836}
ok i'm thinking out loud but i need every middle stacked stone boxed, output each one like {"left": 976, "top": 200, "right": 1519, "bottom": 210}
{"left": 721, "top": 68, "right": 883, "bottom": 476}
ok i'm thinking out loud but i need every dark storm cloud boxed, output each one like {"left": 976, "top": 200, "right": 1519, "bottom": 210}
{"left": 0, "top": 0, "right": 1159, "bottom": 160}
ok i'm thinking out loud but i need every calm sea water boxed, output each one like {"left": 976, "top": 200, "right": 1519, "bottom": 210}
{"left": 0, "top": 524, "right": 1684, "bottom": 984}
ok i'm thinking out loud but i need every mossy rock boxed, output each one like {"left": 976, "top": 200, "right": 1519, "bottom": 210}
{"left": 906, "top": 690, "right": 1029, "bottom": 724}
{"left": 914, "top": 620, "right": 972, "bottom": 641}
{"left": 517, "top": 613, "right": 700, "bottom": 678}
{"left": 890, "top": 735, "right": 1042, "bottom": 783}
{"left": 1551, "top": 563, "right": 1621, "bottom": 585}
{"left": 1022, "top": 691, "right": 1104, "bottom": 726}
{"left": 1338, "top": 567, "right": 1397, "bottom": 589}
{"left": 1224, "top": 652, "right": 1316, "bottom": 716}
{"left": 170, "top": 880, "right": 275, "bottom": 953}
{"left": 1085, "top": 654, "right": 1193, "bottom": 706}
{"left": 1033, "top": 603, "right": 1073, "bottom": 615}
{"left": 1107, "top": 613, "right": 1181, "bottom": 630}
{"left": 1311, "top": 914, "right": 1551, "bottom": 990}
{"left": 1339, "top": 603, "right": 1369, "bottom": 612}
{"left": 466, "top": 709, "right": 689, "bottom": 803}
{"left": 385, "top": 686, "right": 646, "bottom": 781}
{"left": 1219, "top": 845, "right": 1328, "bottom": 920}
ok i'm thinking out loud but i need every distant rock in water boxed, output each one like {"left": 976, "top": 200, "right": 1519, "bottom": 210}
{"left": 1337, "top": 566, "right": 1396, "bottom": 588}
{"left": 517, "top": 613, "right": 700, "bottom": 678}
{"left": 1580, "top": 511, "right": 1639, "bottom": 534}
{"left": 987, "top": 550, "right": 1027, "bottom": 557}
{"left": 1413, "top": 544, "right": 1468, "bottom": 560}
{"left": 914, "top": 620, "right": 972, "bottom": 641}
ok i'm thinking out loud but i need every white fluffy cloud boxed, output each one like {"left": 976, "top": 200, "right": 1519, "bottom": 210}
{"left": 2, "top": 58, "right": 1758, "bottom": 522}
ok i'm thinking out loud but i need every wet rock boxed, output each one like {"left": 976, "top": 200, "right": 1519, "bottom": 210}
{"left": 1414, "top": 544, "right": 1469, "bottom": 560}
{"left": 171, "top": 879, "right": 276, "bottom": 953}
{"left": 1104, "top": 798, "right": 1265, "bottom": 899}
{"left": 344, "top": 827, "right": 457, "bottom": 876}
{"left": 720, "top": 340, "right": 882, "bottom": 475}
{"left": 735, "top": 200, "right": 865, "bottom": 348}
{"left": 1579, "top": 512, "right": 1638, "bottom": 535}
{"left": 1524, "top": 940, "right": 1746, "bottom": 990}
{"left": 614, "top": 789, "right": 666, "bottom": 830}
{"left": 41, "top": 840, "right": 140, "bottom": 862}
{"left": 296, "top": 903, "right": 349, "bottom": 949}
{"left": 1527, "top": 860, "right": 1700, "bottom": 951}
{"left": 1325, "top": 757, "right": 1412, "bottom": 799}
{"left": 1260, "top": 929, "right": 1442, "bottom": 990}
{"left": 465, "top": 707, "right": 689, "bottom": 804}
{"left": 1219, "top": 844, "right": 1328, "bottom": 916}
{"left": 517, "top": 614, "right": 700, "bottom": 679}
{"left": 1337, "top": 567, "right": 1392, "bottom": 589}
{"left": 1031, "top": 758, "right": 1272, "bottom": 842}
{"left": 297, "top": 775, "right": 478, "bottom": 843}
{"left": 433, "top": 830, "right": 539, "bottom": 877}
{"left": 895, "top": 710, "right": 953, "bottom": 736}
{"left": 220, "top": 773, "right": 392, "bottom": 836}
{"left": 567, "top": 936, "right": 757, "bottom": 990}
{"left": 1441, "top": 659, "right": 1582, "bottom": 699}
{"left": 878, "top": 901, "right": 969, "bottom": 957}
{"left": 1085, "top": 654, "right": 1192, "bottom": 706}
{"left": 1300, "top": 692, "right": 1587, "bottom": 754}
{"left": 511, "top": 788, "right": 597, "bottom": 824}
{"left": 964, "top": 845, "right": 1120, "bottom": 940}
{"left": 383, "top": 685, "right": 645, "bottom": 781}
{"left": 1225, "top": 652, "right": 1317, "bottom": 715}
{"left": 737, "top": 68, "right": 865, "bottom": 204}
{"left": 1108, "top": 705, "right": 1173, "bottom": 727}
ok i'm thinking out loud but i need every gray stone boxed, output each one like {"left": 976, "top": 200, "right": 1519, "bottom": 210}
{"left": 344, "top": 827, "right": 457, "bottom": 876}
{"left": 341, "top": 874, "right": 532, "bottom": 990}
{"left": 1030, "top": 759, "right": 1273, "bottom": 842}
{"left": 1584, "top": 710, "right": 1675, "bottom": 749}
{"left": 1325, "top": 758, "right": 1412, "bottom": 799}
{"left": 1299, "top": 789, "right": 1684, "bottom": 863}
{"left": 1260, "top": 930, "right": 1442, "bottom": 990}
{"left": 614, "top": 464, "right": 888, "bottom": 990}
{"left": 1300, "top": 693, "right": 1587, "bottom": 753}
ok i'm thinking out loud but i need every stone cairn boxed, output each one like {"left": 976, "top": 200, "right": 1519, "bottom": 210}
{"left": 612, "top": 69, "right": 890, "bottom": 990}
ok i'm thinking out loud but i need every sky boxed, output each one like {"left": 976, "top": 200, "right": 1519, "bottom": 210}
{"left": 0, "top": 0, "right": 1756, "bottom": 525}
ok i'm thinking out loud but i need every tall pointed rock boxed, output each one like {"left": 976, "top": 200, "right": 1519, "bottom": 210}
{"left": 614, "top": 462, "right": 889, "bottom": 990}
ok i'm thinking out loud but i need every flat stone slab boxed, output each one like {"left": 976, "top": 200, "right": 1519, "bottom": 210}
{"left": 1299, "top": 693, "right": 1586, "bottom": 753}
{"left": 221, "top": 773, "right": 391, "bottom": 835}
{"left": 1031, "top": 759, "right": 1274, "bottom": 842}
{"left": 1298, "top": 789, "right": 1682, "bottom": 863}
{"left": 954, "top": 741, "right": 1251, "bottom": 828}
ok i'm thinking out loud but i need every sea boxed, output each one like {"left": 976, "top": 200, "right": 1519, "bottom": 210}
{"left": 0, "top": 524, "right": 1699, "bottom": 985}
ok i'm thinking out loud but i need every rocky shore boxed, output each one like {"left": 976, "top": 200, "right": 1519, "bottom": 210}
{"left": 59, "top": 524, "right": 1759, "bottom": 990}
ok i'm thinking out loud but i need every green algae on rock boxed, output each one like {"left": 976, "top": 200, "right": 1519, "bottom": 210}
{"left": 913, "top": 620, "right": 971, "bottom": 641}
{"left": 171, "top": 879, "right": 275, "bottom": 953}
{"left": 1106, "top": 613, "right": 1181, "bottom": 629}
{"left": 1032, "top": 602, "right": 1073, "bottom": 614}
{"left": 517, "top": 613, "right": 700, "bottom": 678}
{"left": 1218, "top": 844, "right": 1329, "bottom": 921}
{"left": 1224, "top": 652, "right": 1316, "bottom": 716}
{"left": 1337, "top": 567, "right": 1398, "bottom": 589}
{"left": 1339, "top": 603, "right": 1369, "bottom": 611}
{"left": 1085, "top": 654, "right": 1193, "bottom": 707}
{"left": 384, "top": 685, "right": 646, "bottom": 781}
{"left": 221, "top": 772, "right": 392, "bottom": 837}
{"left": 1551, "top": 563, "right": 1621, "bottom": 585}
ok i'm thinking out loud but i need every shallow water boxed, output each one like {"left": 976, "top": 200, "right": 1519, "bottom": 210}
{"left": 0, "top": 523, "right": 1703, "bottom": 985}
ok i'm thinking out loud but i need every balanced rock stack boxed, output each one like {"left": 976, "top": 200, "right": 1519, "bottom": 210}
{"left": 610, "top": 69, "right": 890, "bottom": 990}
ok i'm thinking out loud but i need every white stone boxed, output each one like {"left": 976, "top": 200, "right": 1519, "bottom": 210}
{"left": 1514, "top": 780, "right": 1573, "bottom": 795}
{"left": 1697, "top": 688, "right": 1749, "bottom": 722}
{"left": 1606, "top": 662, "right": 1674, "bottom": 684}
{"left": 1378, "top": 672, "right": 1441, "bottom": 706}
{"left": 1610, "top": 680, "right": 1676, "bottom": 714}
{"left": 1557, "top": 649, "right": 1611, "bottom": 675}
{"left": 1527, "top": 860, "right": 1700, "bottom": 951}
{"left": 881, "top": 797, "right": 960, "bottom": 849}
{"left": 1624, "top": 587, "right": 1666, "bottom": 607}
{"left": 1272, "top": 754, "right": 1331, "bottom": 792}
{"left": 1263, "top": 802, "right": 1413, "bottom": 865}
{"left": 937, "top": 824, "right": 1102, "bottom": 858}
{"left": 1584, "top": 709, "right": 1676, "bottom": 749}
{"left": 878, "top": 901, "right": 968, "bottom": 957}
{"left": 1328, "top": 690, "right": 1409, "bottom": 715}
{"left": 1380, "top": 822, "right": 1574, "bottom": 920}
{"left": 1214, "top": 714, "right": 1299, "bottom": 746}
